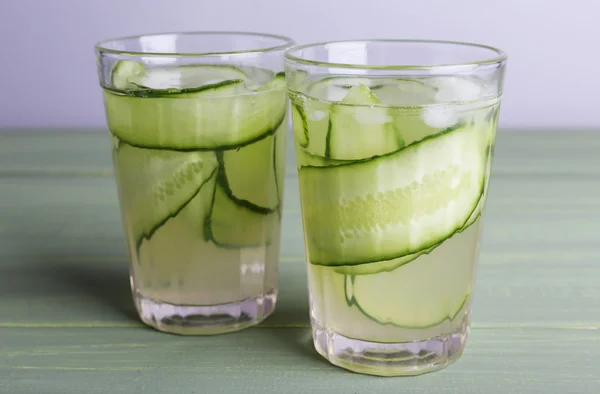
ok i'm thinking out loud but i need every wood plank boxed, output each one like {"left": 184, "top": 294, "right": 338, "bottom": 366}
{"left": 0, "top": 174, "right": 598, "bottom": 327}
{"left": 0, "top": 327, "right": 598, "bottom": 393}
{"left": 491, "top": 129, "right": 600, "bottom": 175}
{"left": 0, "top": 170, "right": 597, "bottom": 257}
{"left": 0, "top": 245, "right": 598, "bottom": 328}
{"left": 0, "top": 131, "right": 112, "bottom": 175}
{"left": 1, "top": 129, "right": 599, "bottom": 177}
{"left": 0, "top": 129, "right": 598, "bottom": 392}
{"left": 0, "top": 129, "right": 598, "bottom": 328}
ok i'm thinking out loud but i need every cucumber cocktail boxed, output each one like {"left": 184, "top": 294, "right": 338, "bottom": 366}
{"left": 96, "top": 32, "right": 294, "bottom": 335}
{"left": 285, "top": 40, "right": 507, "bottom": 376}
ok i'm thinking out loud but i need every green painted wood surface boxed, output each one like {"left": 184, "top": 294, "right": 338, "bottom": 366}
{"left": 0, "top": 129, "right": 599, "bottom": 393}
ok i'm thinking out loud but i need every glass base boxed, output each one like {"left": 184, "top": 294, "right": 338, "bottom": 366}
{"left": 134, "top": 289, "right": 277, "bottom": 335}
{"left": 312, "top": 318, "right": 469, "bottom": 376}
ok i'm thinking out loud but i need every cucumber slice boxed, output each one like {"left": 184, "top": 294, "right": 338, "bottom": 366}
{"left": 343, "top": 216, "right": 481, "bottom": 329}
{"left": 294, "top": 77, "right": 462, "bottom": 155}
{"left": 327, "top": 85, "right": 403, "bottom": 160}
{"left": 113, "top": 142, "right": 218, "bottom": 249}
{"left": 273, "top": 121, "right": 287, "bottom": 217}
{"left": 292, "top": 79, "right": 407, "bottom": 161}
{"left": 111, "top": 60, "right": 146, "bottom": 90}
{"left": 334, "top": 188, "right": 486, "bottom": 276}
{"left": 342, "top": 110, "right": 493, "bottom": 274}
{"left": 205, "top": 145, "right": 282, "bottom": 248}
{"left": 333, "top": 206, "right": 483, "bottom": 276}
{"left": 299, "top": 123, "right": 489, "bottom": 266}
{"left": 228, "top": 65, "right": 275, "bottom": 87}
{"left": 296, "top": 147, "right": 353, "bottom": 168}
{"left": 298, "top": 97, "right": 330, "bottom": 158}
{"left": 344, "top": 272, "right": 469, "bottom": 329}
{"left": 205, "top": 182, "right": 279, "bottom": 248}
{"left": 291, "top": 103, "right": 308, "bottom": 148}
{"left": 134, "top": 170, "right": 219, "bottom": 289}
{"left": 124, "top": 78, "right": 248, "bottom": 98}
{"left": 130, "top": 65, "right": 249, "bottom": 91}
{"left": 111, "top": 63, "right": 272, "bottom": 92}
{"left": 256, "top": 72, "right": 286, "bottom": 92}
{"left": 292, "top": 76, "right": 375, "bottom": 158}
{"left": 333, "top": 243, "right": 439, "bottom": 276}
{"left": 220, "top": 135, "right": 278, "bottom": 213}
{"left": 103, "top": 68, "right": 286, "bottom": 151}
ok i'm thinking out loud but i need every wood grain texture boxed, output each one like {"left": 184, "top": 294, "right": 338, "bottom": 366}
{"left": 1, "top": 327, "right": 598, "bottom": 394}
{"left": 0, "top": 129, "right": 599, "bottom": 393}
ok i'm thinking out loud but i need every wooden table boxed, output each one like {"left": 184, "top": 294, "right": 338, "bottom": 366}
{"left": 0, "top": 129, "right": 598, "bottom": 393}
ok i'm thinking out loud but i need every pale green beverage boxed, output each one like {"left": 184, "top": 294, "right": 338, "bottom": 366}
{"left": 96, "top": 32, "right": 293, "bottom": 335}
{"left": 286, "top": 39, "right": 506, "bottom": 376}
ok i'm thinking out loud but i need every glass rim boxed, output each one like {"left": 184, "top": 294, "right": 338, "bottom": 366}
{"left": 284, "top": 39, "right": 507, "bottom": 71}
{"left": 95, "top": 31, "right": 296, "bottom": 57}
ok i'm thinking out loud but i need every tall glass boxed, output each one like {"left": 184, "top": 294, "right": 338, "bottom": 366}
{"left": 285, "top": 40, "right": 507, "bottom": 375}
{"left": 95, "top": 32, "right": 294, "bottom": 335}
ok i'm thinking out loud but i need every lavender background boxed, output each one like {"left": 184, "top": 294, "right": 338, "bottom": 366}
{"left": 1, "top": 0, "right": 597, "bottom": 130}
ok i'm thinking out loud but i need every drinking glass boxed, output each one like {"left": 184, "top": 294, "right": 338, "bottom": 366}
{"left": 285, "top": 39, "right": 507, "bottom": 375}
{"left": 95, "top": 32, "right": 294, "bottom": 335}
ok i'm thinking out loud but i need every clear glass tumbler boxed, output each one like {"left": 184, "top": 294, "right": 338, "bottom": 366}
{"left": 285, "top": 40, "right": 507, "bottom": 375}
{"left": 95, "top": 32, "right": 294, "bottom": 335}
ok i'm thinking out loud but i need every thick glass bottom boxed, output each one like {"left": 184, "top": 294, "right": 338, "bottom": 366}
{"left": 134, "top": 289, "right": 277, "bottom": 335}
{"left": 311, "top": 317, "right": 469, "bottom": 376}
